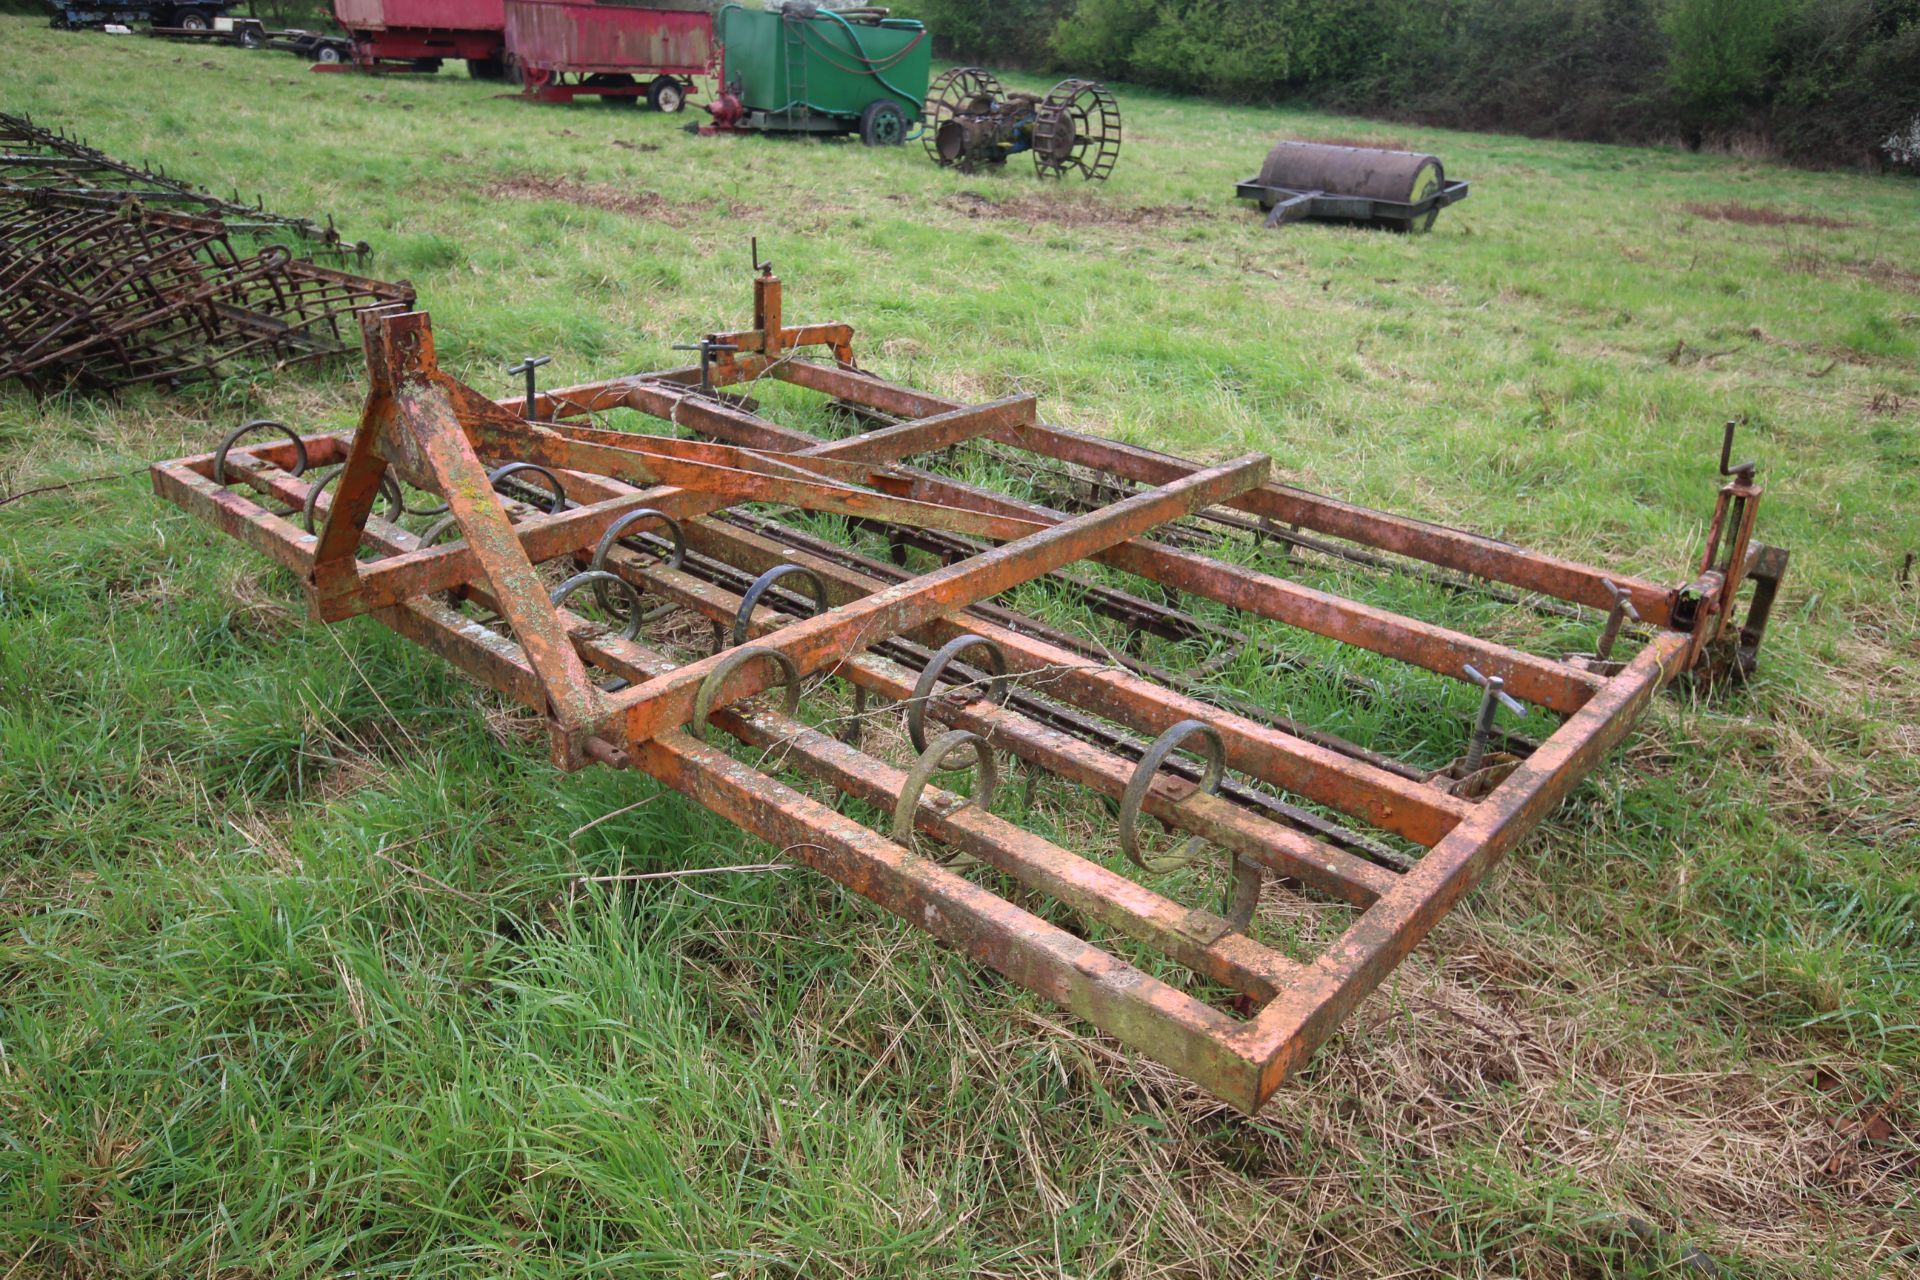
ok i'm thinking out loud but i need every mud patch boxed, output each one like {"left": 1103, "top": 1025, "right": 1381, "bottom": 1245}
{"left": 1684, "top": 201, "right": 1854, "bottom": 230}
{"left": 943, "top": 190, "right": 1212, "bottom": 229}
{"left": 483, "top": 175, "right": 750, "bottom": 224}
{"left": 1858, "top": 259, "right": 1920, "bottom": 294}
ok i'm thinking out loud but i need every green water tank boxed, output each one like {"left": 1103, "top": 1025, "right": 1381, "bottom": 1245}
{"left": 715, "top": 3, "right": 931, "bottom": 141}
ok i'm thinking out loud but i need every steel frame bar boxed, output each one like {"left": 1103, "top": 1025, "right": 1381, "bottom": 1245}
{"left": 149, "top": 269, "right": 1782, "bottom": 1113}
{"left": 310, "top": 388, "right": 1037, "bottom": 620}
{"left": 764, "top": 358, "right": 1684, "bottom": 625}
{"left": 539, "top": 482, "right": 1403, "bottom": 905}
{"left": 596, "top": 372, "right": 1608, "bottom": 715}
{"left": 667, "top": 510, "right": 1475, "bottom": 847}
{"left": 1234, "top": 631, "right": 1690, "bottom": 1104}
{"left": 600, "top": 453, "right": 1269, "bottom": 744}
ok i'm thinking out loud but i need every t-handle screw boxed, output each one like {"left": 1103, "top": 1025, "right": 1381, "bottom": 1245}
{"left": 506, "top": 355, "right": 553, "bottom": 421}
{"left": 1595, "top": 578, "right": 1642, "bottom": 663}
{"left": 1462, "top": 664, "right": 1525, "bottom": 775}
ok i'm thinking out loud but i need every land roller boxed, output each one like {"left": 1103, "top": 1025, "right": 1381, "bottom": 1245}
{"left": 1237, "top": 139, "right": 1470, "bottom": 231}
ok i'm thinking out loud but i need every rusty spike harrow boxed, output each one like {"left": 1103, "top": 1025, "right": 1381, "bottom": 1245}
{"left": 151, "top": 265, "right": 1788, "bottom": 1113}
{"left": 0, "top": 111, "right": 370, "bottom": 260}
{"left": 0, "top": 193, "right": 412, "bottom": 393}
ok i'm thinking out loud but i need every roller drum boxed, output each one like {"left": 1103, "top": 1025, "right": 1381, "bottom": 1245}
{"left": 1256, "top": 141, "right": 1447, "bottom": 232}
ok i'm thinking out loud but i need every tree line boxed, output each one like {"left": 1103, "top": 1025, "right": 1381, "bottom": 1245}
{"left": 891, "top": 0, "right": 1920, "bottom": 172}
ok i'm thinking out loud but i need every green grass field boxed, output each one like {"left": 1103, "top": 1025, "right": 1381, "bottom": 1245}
{"left": 3, "top": 16, "right": 1918, "bottom": 1277}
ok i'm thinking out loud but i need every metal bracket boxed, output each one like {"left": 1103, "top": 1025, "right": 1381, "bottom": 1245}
{"left": 1719, "top": 418, "right": 1756, "bottom": 487}
{"left": 671, "top": 338, "right": 741, "bottom": 397}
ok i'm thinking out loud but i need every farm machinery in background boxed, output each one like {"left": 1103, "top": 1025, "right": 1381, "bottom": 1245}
{"left": 318, "top": 0, "right": 712, "bottom": 109}
{"left": 43, "top": 0, "right": 353, "bottom": 60}
{"left": 703, "top": 3, "right": 930, "bottom": 145}
{"left": 318, "top": 0, "right": 509, "bottom": 76}
{"left": 1236, "top": 139, "right": 1470, "bottom": 232}
{"left": 502, "top": 0, "right": 713, "bottom": 110}
{"left": 43, "top": 0, "right": 241, "bottom": 31}
{"left": 922, "top": 67, "right": 1121, "bottom": 180}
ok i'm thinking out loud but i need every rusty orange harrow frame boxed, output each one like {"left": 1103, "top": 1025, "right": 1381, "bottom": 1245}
{"left": 151, "top": 261, "right": 1786, "bottom": 1113}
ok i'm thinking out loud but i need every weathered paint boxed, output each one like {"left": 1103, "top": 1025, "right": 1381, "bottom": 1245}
{"left": 503, "top": 0, "right": 713, "bottom": 77}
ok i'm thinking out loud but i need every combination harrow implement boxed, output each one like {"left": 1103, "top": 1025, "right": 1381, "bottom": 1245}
{"left": 152, "top": 253, "right": 1788, "bottom": 1113}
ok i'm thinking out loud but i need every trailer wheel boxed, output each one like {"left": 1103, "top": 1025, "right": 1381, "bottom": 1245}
{"left": 648, "top": 77, "right": 687, "bottom": 114}
{"left": 858, "top": 98, "right": 907, "bottom": 146}
{"left": 314, "top": 44, "right": 343, "bottom": 64}
{"left": 467, "top": 57, "right": 506, "bottom": 81}
{"left": 238, "top": 24, "right": 264, "bottom": 49}
{"left": 174, "top": 8, "right": 211, "bottom": 31}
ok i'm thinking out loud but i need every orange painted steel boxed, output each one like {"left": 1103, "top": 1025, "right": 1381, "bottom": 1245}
{"left": 150, "top": 265, "right": 1787, "bottom": 1112}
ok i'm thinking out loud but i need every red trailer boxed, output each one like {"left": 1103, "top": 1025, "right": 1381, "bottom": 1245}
{"left": 323, "top": 0, "right": 507, "bottom": 77}
{"left": 502, "top": 0, "right": 714, "bottom": 111}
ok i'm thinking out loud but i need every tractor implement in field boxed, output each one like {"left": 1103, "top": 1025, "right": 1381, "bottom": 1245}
{"left": 322, "top": 0, "right": 506, "bottom": 76}
{"left": 0, "top": 111, "right": 370, "bottom": 259}
{"left": 504, "top": 0, "right": 712, "bottom": 110}
{"left": 1237, "top": 139, "right": 1470, "bottom": 232}
{"left": 0, "top": 192, "right": 411, "bottom": 392}
{"left": 702, "top": 3, "right": 930, "bottom": 145}
{"left": 151, "top": 254, "right": 1786, "bottom": 1113}
{"left": 922, "top": 68, "right": 1121, "bottom": 180}
{"left": 43, "top": 0, "right": 241, "bottom": 32}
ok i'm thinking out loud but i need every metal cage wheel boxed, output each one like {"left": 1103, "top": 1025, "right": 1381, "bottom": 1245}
{"left": 1033, "top": 78, "right": 1121, "bottom": 182}
{"left": 550, "top": 570, "right": 645, "bottom": 642}
{"left": 589, "top": 507, "right": 686, "bottom": 626}
{"left": 486, "top": 461, "right": 567, "bottom": 514}
{"left": 300, "top": 465, "right": 404, "bottom": 534}
{"left": 212, "top": 419, "right": 307, "bottom": 487}
{"left": 907, "top": 632, "right": 1010, "bottom": 753}
{"left": 732, "top": 563, "right": 827, "bottom": 648}
{"left": 921, "top": 66, "right": 1003, "bottom": 167}
{"left": 891, "top": 729, "right": 1000, "bottom": 863}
